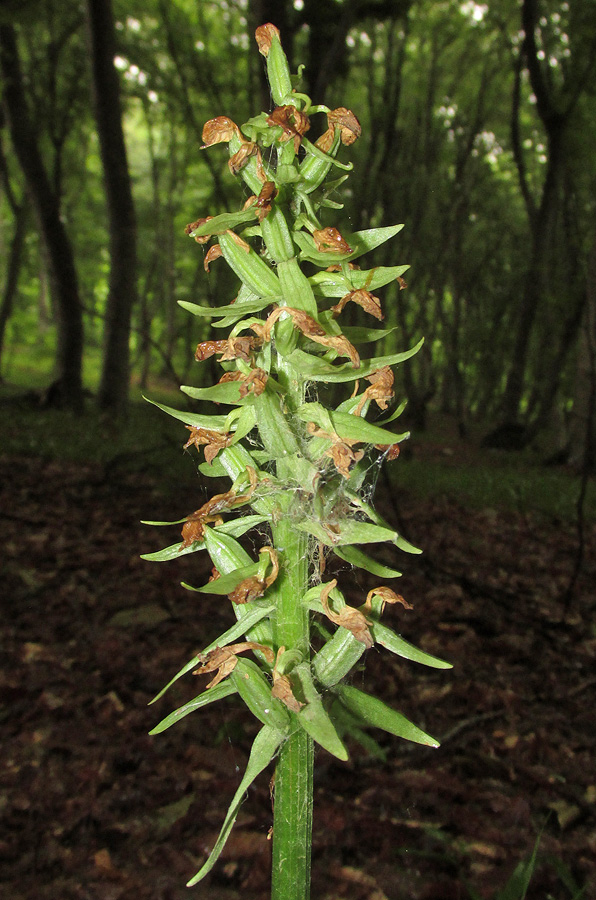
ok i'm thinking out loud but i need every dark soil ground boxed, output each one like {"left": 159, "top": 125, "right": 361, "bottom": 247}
{"left": 1, "top": 451, "right": 595, "bottom": 900}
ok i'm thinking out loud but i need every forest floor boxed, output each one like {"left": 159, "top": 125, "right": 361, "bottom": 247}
{"left": 1, "top": 440, "right": 595, "bottom": 900}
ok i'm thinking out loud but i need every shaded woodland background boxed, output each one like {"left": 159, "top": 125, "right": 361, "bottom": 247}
{"left": 1, "top": 0, "right": 595, "bottom": 459}
{"left": 1, "top": 1, "right": 596, "bottom": 899}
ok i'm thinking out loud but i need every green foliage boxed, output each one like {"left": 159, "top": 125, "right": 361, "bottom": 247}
{"left": 144, "top": 24, "right": 449, "bottom": 895}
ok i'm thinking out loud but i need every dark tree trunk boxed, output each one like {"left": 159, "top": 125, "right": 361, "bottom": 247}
{"left": 0, "top": 23, "right": 84, "bottom": 410}
{"left": 0, "top": 203, "right": 27, "bottom": 380}
{"left": 86, "top": 0, "right": 138, "bottom": 413}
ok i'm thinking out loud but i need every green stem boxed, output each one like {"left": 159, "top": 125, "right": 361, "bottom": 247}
{"left": 270, "top": 358, "right": 314, "bottom": 900}
{"left": 271, "top": 728, "right": 314, "bottom": 900}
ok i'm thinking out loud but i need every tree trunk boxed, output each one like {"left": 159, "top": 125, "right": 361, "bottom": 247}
{"left": 86, "top": 0, "right": 138, "bottom": 412}
{"left": 568, "top": 231, "right": 596, "bottom": 470}
{"left": 0, "top": 202, "right": 27, "bottom": 380}
{"left": 0, "top": 23, "right": 84, "bottom": 410}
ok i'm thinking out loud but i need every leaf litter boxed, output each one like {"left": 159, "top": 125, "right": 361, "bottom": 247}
{"left": 0, "top": 453, "right": 595, "bottom": 900}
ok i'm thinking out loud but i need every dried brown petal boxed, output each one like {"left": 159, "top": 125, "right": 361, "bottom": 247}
{"left": 264, "top": 306, "right": 359, "bottom": 366}
{"left": 183, "top": 426, "right": 234, "bottom": 468}
{"left": 329, "top": 441, "right": 364, "bottom": 478}
{"left": 229, "top": 576, "right": 267, "bottom": 605}
{"left": 185, "top": 216, "right": 214, "bottom": 244}
{"left": 195, "top": 335, "right": 261, "bottom": 364}
{"left": 254, "top": 181, "right": 278, "bottom": 222}
{"left": 363, "top": 586, "right": 413, "bottom": 615}
{"left": 313, "top": 227, "right": 352, "bottom": 254}
{"left": 255, "top": 23, "right": 280, "bottom": 57}
{"left": 320, "top": 580, "right": 373, "bottom": 648}
{"left": 195, "top": 339, "right": 228, "bottom": 361}
{"left": 228, "top": 546, "right": 278, "bottom": 604}
{"left": 375, "top": 442, "right": 401, "bottom": 460}
{"left": 180, "top": 467, "right": 258, "bottom": 546}
{"left": 226, "top": 230, "right": 251, "bottom": 253}
{"left": 220, "top": 335, "right": 258, "bottom": 362}
{"left": 228, "top": 141, "right": 258, "bottom": 176}
{"left": 202, "top": 116, "right": 241, "bottom": 147}
{"left": 239, "top": 367, "right": 269, "bottom": 397}
{"left": 328, "top": 107, "right": 361, "bottom": 145}
{"left": 194, "top": 642, "right": 274, "bottom": 688}
{"left": 271, "top": 648, "right": 304, "bottom": 713}
{"left": 314, "top": 128, "right": 335, "bottom": 153}
{"left": 204, "top": 243, "right": 223, "bottom": 272}
{"left": 332, "top": 289, "right": 384, "bottom": 321}
{"left": 267, "top": 105, "right": 310, "bottom": 150}
{"left": 354, "top": 366, "right": 394, "bottom": 415}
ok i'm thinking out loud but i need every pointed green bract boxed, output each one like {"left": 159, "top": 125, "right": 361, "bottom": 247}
{"left": 186, "top": 725, "right": 285, "bottom": 886}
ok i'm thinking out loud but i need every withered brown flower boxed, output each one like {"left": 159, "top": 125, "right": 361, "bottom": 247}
{"left": 228, "top": 546, "right": 279, "bottom": 604}
{"left": 255, "top": 23, "right": 280, "bottom": 57}
{"left": 204, "top": 243, "right": 223, "bottom": 272}
{"left": 320, "top": 580, "right": 373, "bottom": 648}
{"left": 363, "top": 586, "right": 413, "bottom": 615}
{"left": 194, "top": 642, "right": 274, "bottom": 689}
{"left": 267, "top": 105, "right": 310, "bottom": 152}
{"left": 202, "top": 116, "right": 241, "bottom": 147}
{"left": 354, "top": 367, "right": 394, "bottom": 415}
{"left": 185, "top": 216, "right": 214, "bottom": 244}
{"left": 271, "top": 647, "right": 304, "bottom": 713}
{"left": 264, "top": 306, "right": 359, "bottom": 366}
{"left": 331, "top": 288, "right": 384, "bottom": 321}
{"left": 313, "top": 227, "right": 352, "bottom": 254}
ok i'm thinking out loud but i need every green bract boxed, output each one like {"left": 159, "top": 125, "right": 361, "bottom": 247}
{"left": 144, "top": 23, "right": 449, "bottom": 896}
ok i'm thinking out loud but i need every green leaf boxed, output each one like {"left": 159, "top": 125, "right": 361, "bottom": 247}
{"left": 276, "top": 257, "right": 319, "bottom": 317}
{"left": 253, "top": 389, "right": 301, "bottom": 458}
{"left": 311, "top": 626, "right": 366, "bottom": 689}
{"left": 229, "top": 403, "right": 257, "bottom": 444}
{"left": 186, "top": 724, "right": 285, "bottom": 886}
{"left": 145, "top": 397, "right": 230, "bottom": 431}
{"left": 298, "top": 402, "right": 410, "bottom": 446}
{"left": 201, "top": 605, "right": 275, "bottom": 656}
{"left": 294, "top": 663, "right": 348, "bottom": 761}
{"left": 309, "top": 264, "right": 409, "bottom": 298}
{"left": 149, "top": 681, "right": 237, "bottom": 734}
{"left": 219, "top": 231, "right": 282, "bottom": 298}
{"left": 202, "top": 527, "right": 273, "bottom": 654}
{"left": 330, "top": 700, "right": 387, "bottom": 760}
{"left": 188, "top": 208, "right": 256, "bottom": 238}
{"left": 494, "top": 833, "right": 541, "bottom": 900}
{"left": 140, "top": 517, "right": 269, "bottom": 562}
{"left": 371, "top": 622, "right": 452, "bottom": 669}
{"left": 334, "top": 545, "right": 402, "bottom": 578}
{"left": 182, "top": 560, "right": 261, "bottom": 595}
{"left": 336, "top": 685, "right": 439, "bottom": 747}
{"left": 296, "top": 518, "right": 399, "bottom": 547}
{"left": 285, "top": 339, "right": 424, "bottom": 382}
{"left": 340, "top": 325, "right": 398, "bottom": 344}
{"left": 149, "top": 603, "right": 275, "bottom": 706}
{"left": 231, "top": 658, "right": 290, "bottom": 731}
{"left": 294, "top": 224, "right": 404, "bottom": 265}
{"left": 180, "top": 382, "right": 244, "bottom": 405}
{"left": 178, "top": 295, "right": 274, "bottom": 320}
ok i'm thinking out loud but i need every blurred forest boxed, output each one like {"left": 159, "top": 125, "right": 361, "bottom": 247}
{"left": 1, "top": 0, "right": 595, "bottom": 463}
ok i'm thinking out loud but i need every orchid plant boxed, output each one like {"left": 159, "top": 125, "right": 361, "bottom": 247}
{"left": 143, "top": 24, "right": 450, "bottom": 899}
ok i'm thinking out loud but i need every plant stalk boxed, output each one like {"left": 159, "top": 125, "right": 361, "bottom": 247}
{"left": 271, "top": 359, "right": 314, "bottom": 900}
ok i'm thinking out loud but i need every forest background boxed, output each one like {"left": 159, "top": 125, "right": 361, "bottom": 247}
{"left": 1, "top": 0, "right": 596, "bottom": 463}
{"left": 2, "top": 2, "right": 596, "bottom": 899}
